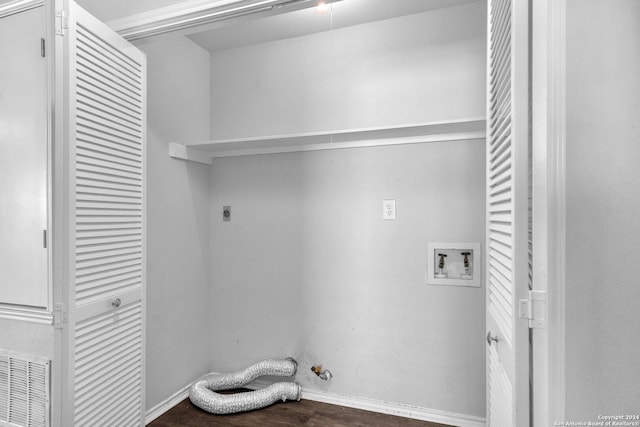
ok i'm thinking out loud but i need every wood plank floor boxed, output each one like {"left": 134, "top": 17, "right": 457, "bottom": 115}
{"left": 149, "top": 392, "right": 453, "bottom": 427}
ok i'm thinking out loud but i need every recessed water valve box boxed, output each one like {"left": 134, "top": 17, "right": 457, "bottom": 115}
{"left": 427, "top": 242, "right": 481, "bottom": 287}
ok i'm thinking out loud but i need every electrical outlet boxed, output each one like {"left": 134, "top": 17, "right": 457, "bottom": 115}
{"left": 383, "top": 199, "right": 396, "bottom": 220}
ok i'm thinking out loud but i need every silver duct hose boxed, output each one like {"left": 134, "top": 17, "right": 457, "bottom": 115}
{"left": 189, "top": 357, "right": 302, "bottom": 414}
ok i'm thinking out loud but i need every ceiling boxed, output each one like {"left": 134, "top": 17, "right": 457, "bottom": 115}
{"left": 75, "top": 0, "right": 478, "bottom": 52}
{"left": 188, "top": 0, "right": 478, "bottom": 53}
{"left": 77, "top": 0, "right": 193, "bottom": 22}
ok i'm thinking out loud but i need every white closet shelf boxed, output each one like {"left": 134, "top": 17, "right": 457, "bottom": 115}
{"left": 169, "top": 117, "right": 486, "bottom": 165}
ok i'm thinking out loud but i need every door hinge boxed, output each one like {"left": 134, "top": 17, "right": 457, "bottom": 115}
{"left": 519, "top": 290, "right": 546, "bottom": 329}
{"left": 55, "top": 10, "right": 68, "bottom": 36}
{"left": 53, "top": 303, "right": 67, "bottom": 329}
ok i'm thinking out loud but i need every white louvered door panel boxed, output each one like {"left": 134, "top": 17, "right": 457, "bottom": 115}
{"left": 486, "top": 0, "right": 530, "bottom": 426}
{"left": 61, "top": 2, "right": 146, "bottom": 426}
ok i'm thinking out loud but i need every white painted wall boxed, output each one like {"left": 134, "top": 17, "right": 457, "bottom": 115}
{"left": 209, "top": 1, "right": 486, "bottom": 139}
{"left": 0, "top": 319, "right": 53, "bottom": 359}
{"left": 209, "top": 140, "right": 486, "bottom": 417}
{"left": 205, "top": 2, "right": 487, "bottom": 419}
{"left": 565, "top": 0, "right": 640, "bottom": 419}
{"left": 133, "top": 36, "right": 212, "bottom": 411}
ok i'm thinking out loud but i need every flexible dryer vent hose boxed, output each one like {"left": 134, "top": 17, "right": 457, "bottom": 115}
{"left": 189, "top": 357, "right": 301, "bottom": 414}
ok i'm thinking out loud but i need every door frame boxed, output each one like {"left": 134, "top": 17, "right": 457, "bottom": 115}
{"left": 530, "top": 0, "right": 567, "bottom": 425}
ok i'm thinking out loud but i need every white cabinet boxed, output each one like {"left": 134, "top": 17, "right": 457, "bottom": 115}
{"left": 0, "top": 4, "right": 48, "bottom": 309}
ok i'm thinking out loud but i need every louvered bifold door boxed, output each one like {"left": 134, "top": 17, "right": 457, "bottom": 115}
{"left": 485, "top": 0, "right": 530, "bottom": 426}
{"left": 61, "top": 2, "right": 146, "bottom": 426}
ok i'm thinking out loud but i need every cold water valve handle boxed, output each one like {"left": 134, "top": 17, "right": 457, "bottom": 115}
{"left": 437, "top": 253, "right": 447, "bottom": 269}
{"left": 437, "top": 253, "right": 448, "bottom": 275}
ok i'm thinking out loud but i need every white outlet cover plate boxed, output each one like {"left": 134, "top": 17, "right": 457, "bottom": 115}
{"left": 383, "top": 199, "right": 396, "bottom": 220}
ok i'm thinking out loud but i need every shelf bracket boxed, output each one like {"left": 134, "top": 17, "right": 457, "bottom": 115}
{"left": 169, "top": 142, "right": 213, "bottom": 165}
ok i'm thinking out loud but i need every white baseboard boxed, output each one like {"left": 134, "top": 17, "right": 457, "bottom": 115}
{"left": 301, "top": 389, "right": 486, "bottom": 427}
{"left": 247, "top": 379, "right": 486, "bottom": 427}
{"left": 146, "top": 377, "right": 486, "bottom": 427}
{"left": 145, "top": 383, "right": 191, "bottom": 425}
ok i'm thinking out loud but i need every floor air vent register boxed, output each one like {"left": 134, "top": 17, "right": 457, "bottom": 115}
{"left": 0, "top": 351, "right": 50, "bottom": 427}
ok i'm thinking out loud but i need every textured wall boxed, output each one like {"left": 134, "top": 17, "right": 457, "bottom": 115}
{"left": 134, "top": 35, "right": 212, "bottom": 411}
{"left": 209, "top": 140, "right": 486, "bottom": 417}
{"left": 0, "top": 319, "right": 53, "bottom": 359}
{"left": 205, "top": 2, "right": 487, "bottom": 418}
{"left": 566, "top": 0, "right": 640, "bottom": 419}
{"left": 209, "top": 1, "right": 487, "bottom": 139}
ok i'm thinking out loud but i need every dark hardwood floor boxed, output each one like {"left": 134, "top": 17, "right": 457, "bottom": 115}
{"left": 149, "top": 392, "right": 453, "bottom": 427}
